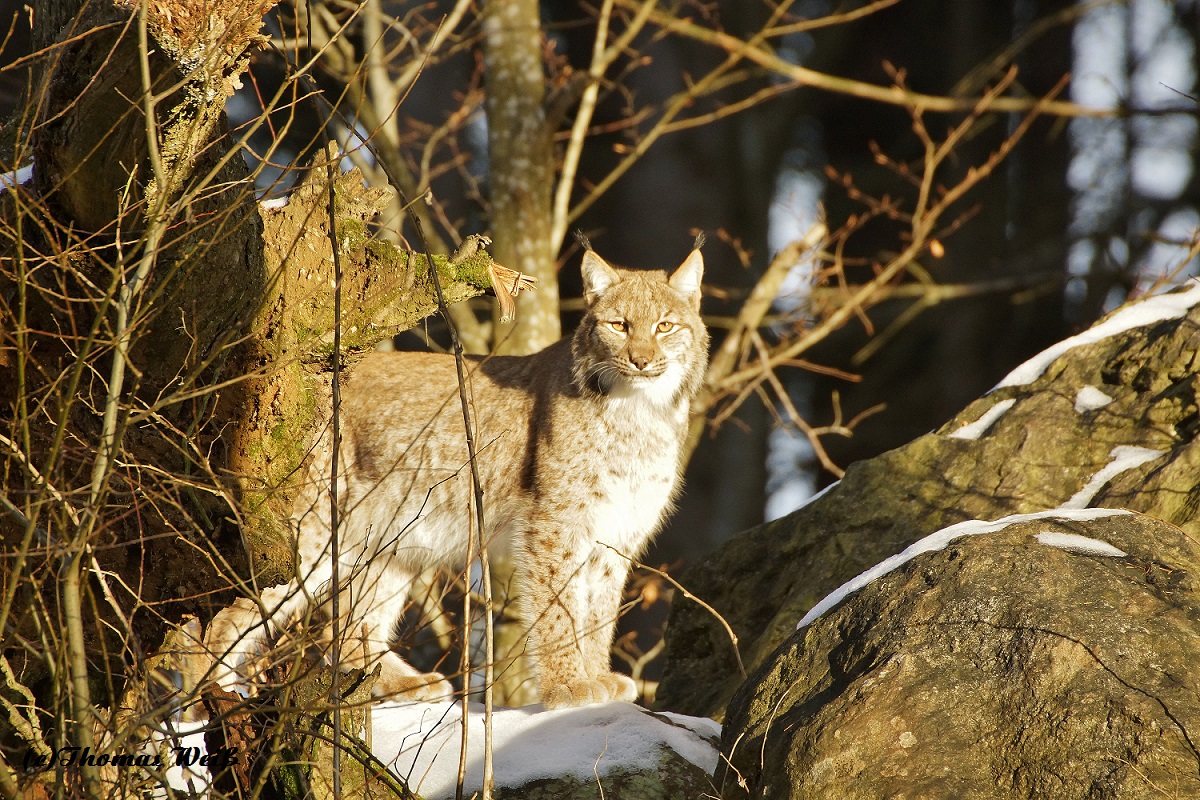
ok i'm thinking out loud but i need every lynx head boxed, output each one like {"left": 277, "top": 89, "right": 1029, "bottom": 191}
{"left": 571, "top": 237, "right": 710, "bottom": 406}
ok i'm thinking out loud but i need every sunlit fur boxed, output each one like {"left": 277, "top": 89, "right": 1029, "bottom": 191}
{"left": 572, "top": 249, "right": 708, "bottom": 407}
{"left": 206, "top": 244, "right": 709, "bottom": 709}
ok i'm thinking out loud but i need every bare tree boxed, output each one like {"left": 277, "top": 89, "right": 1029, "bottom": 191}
{"left": 0, "top": 1, "right": 1132, "bottom": 796}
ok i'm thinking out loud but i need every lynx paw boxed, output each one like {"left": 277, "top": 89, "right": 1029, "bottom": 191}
{"left": 543, "top": 672, "right": 637, "bottom": 709}
{"left": 373, "top": 670, "right": 453, "bottom": 702}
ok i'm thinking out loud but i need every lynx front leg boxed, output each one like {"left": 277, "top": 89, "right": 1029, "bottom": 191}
{"left": 205, "top": 582, "right": 314, "bottom": 692}
{"left": 522, "top": 532, "right": 636, "bottom": 708}
{"left": 327, "top": 566, "right": 452, "bottom": 701}
{"left": 580, "top": 546, "right": 637, "bottom": 699}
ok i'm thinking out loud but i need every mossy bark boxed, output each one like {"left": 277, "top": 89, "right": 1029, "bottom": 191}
{"left": 1, "top": 0, "right": 508, "bottom": 708}
{"left": 238, "top": 147, "right": 504, "bottom": 580}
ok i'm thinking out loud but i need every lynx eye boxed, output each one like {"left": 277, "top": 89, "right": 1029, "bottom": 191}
{"left": 609, "top": 320, "right": 627, "bottom": 333}
{"left": 656, "top": 320, "right": 675, "bottom": 334}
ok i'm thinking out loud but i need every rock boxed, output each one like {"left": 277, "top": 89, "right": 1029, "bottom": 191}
{"left": 371, "top": 700, "right": 721, "bottom": 800}
{"left": 658, "top": 286, "right": 1200, "bottom": 720}
{"left": 717, "top": 511, "right": 1200, "bottom": 799}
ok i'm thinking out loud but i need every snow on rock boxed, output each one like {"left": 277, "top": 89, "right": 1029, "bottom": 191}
{"left": 796, "top": 508, "right": 1130, "bottom": 629}
{"left": 995, "top": 280, "right": 1200, "bottom": 389}
{"left": 1060, "top": 445, "right": 1163, "bottom": 509}
{"left": 796, "top": 445, "right": 1162, "bottom": 629}
{"left": 790, "top": 479, "right": 840, "bottom": 514}
{"left": 1074, "top": 385, "right": 1114, "bottom": 412}
{"left": 947, "top": 399, "right": 1015, "bottom": 440}
{"left": 1034, "top": 531, "right": 1127, "bottom": 557}
{"left": 372, "top": 700, "right": 721, "bottom": 800}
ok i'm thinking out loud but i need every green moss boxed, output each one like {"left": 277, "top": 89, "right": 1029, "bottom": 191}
{"left": 288, "top": 237, "right": 497, "bottom": 364}
{"left": 336, "top": 217, "right": 369, "bottom": 252}
{"left": 365, "top": 237, "right": 405, "bottom": 268}
{"left": 438, "top": 251, "right": 494, "bottom": 290}
{"left": 242, "top": 365, "right": 318, "bottom": 490}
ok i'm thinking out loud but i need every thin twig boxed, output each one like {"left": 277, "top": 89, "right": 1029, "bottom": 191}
{"left": 719, "top": 77, "right": 1068, "bottom": 389}
{"left": 602, "top": 546, "right": 746, "bottom": 679}
{"left": 685, "top": 223, "right": 825, "bottom": 460}
{"left": 324, "top": 147, "right": 346, "bottom": 800}
{"left": 626, "top": 1, "right": 1158, "bottom": 118}
{"left": 550, "top": 0, "right": 658, "bottom": 252}
{"left": 748, "top": 330, "right": 844, "bottom": 476}
{"left": 400, "top": 188, "right": 495, "bottom": 800}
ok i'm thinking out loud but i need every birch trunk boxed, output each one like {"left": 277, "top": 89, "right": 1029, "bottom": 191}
{"left": 482, "top": 0, "right": 560, "bottom": 355}
{"left": 478, "top": 0, "right": 563, "bottom": 707}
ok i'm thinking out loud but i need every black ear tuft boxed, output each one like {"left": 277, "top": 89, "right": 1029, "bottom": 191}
{"left": 693, "top": 231, "right": 706, "bottom": 251}
{"left": 574, "top": 230, "right": 593, "bottom": 251}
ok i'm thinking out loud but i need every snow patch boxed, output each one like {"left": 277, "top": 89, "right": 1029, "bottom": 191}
{"left": 796, "top": 508, "right": 1130, "bottom": 629}
{"left": 1035, "top": 531, "right": 1127, "bottom": 557}
{"left": 1074, "top": 385, "right": 1114, "bottom": 412}
{"left": 796, "top": 443, "right": 1162, "bottom": 629}
{"left": 995, "top": 280, "right": 1200, "bottom": 388}
{"left": 373, "top": 700, "right": 720, "bottom": 800}
{"left": 156, "top": 719, "right": 210, "bottom": 796}
{"left": 0, "top": 164, "right": 33, "bottom": 191}
{"left": 1061, "top": 445, "right": 1163, "bottom": 509}
{"left": 259, "top": 195, "right": 290, "bottom": 210}
{"left": 947, "top": 399, "right": 1016, "bottom": 440}
{"left": 777, "top": 478, "right": 838, "bottom": 518}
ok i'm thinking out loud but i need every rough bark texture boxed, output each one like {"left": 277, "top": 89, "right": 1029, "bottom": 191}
{"left": 1, "top": 0, "right": 508, "bottom": 705}
{"left": 236, "top": 149, "right": 503, "bottom": 579}
{"left": 482, "top": 0, "right": 559, "bottom": 355}
{"left": 719, "top": 512, "right": 1200, "bottom": 799}
{"left": 657, "top": 291, "right": 1200, "bottom": 722}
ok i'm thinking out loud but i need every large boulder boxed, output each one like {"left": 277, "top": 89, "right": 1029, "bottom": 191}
{"left": 656, "top": 283, "right": 1200, "bottom": 795}
{"left": 718, "top": 510, "right": 1200, "bottom": 798}
{"left": 658, "top": 284, "right": 1200, "bottom": 721}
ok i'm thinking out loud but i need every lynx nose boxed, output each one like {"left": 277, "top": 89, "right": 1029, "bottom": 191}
{"left": 630, "top": 354, "right": 651, "bottom": 371}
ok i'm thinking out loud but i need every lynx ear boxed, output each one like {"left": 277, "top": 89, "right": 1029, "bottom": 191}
{"left": 581, "top": 250, "right": 621, "bottom": 306}
{"left": 669, "top": 248, "right": 704, "bottom": 308}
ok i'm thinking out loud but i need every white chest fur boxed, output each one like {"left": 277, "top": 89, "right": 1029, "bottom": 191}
{"left": 582, "top": 393, "right": 687, "bottom": 557}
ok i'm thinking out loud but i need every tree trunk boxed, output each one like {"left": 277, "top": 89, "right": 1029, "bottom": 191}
{"left": 482, "top": 0, "right": 559, "bottom": 355}
{"left": 1, "top": 0, "right": 507, "bottom": 724}
{"left": 478, "top": 0, "right": 562, "bottom": 705}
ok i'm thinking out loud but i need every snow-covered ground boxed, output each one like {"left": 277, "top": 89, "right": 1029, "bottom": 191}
{"left": 162, "top": 699, "right": 720, "bottom": 798}
{"left": 374, "top": 700, "right": 720, "bottom": 800}
{"left": 0, "top": 164, "right": 33, "bottom": 190}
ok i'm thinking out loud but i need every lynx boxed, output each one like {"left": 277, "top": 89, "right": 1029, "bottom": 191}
{"left": 206, "top": 238, "right": 708, "bottom": 708}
